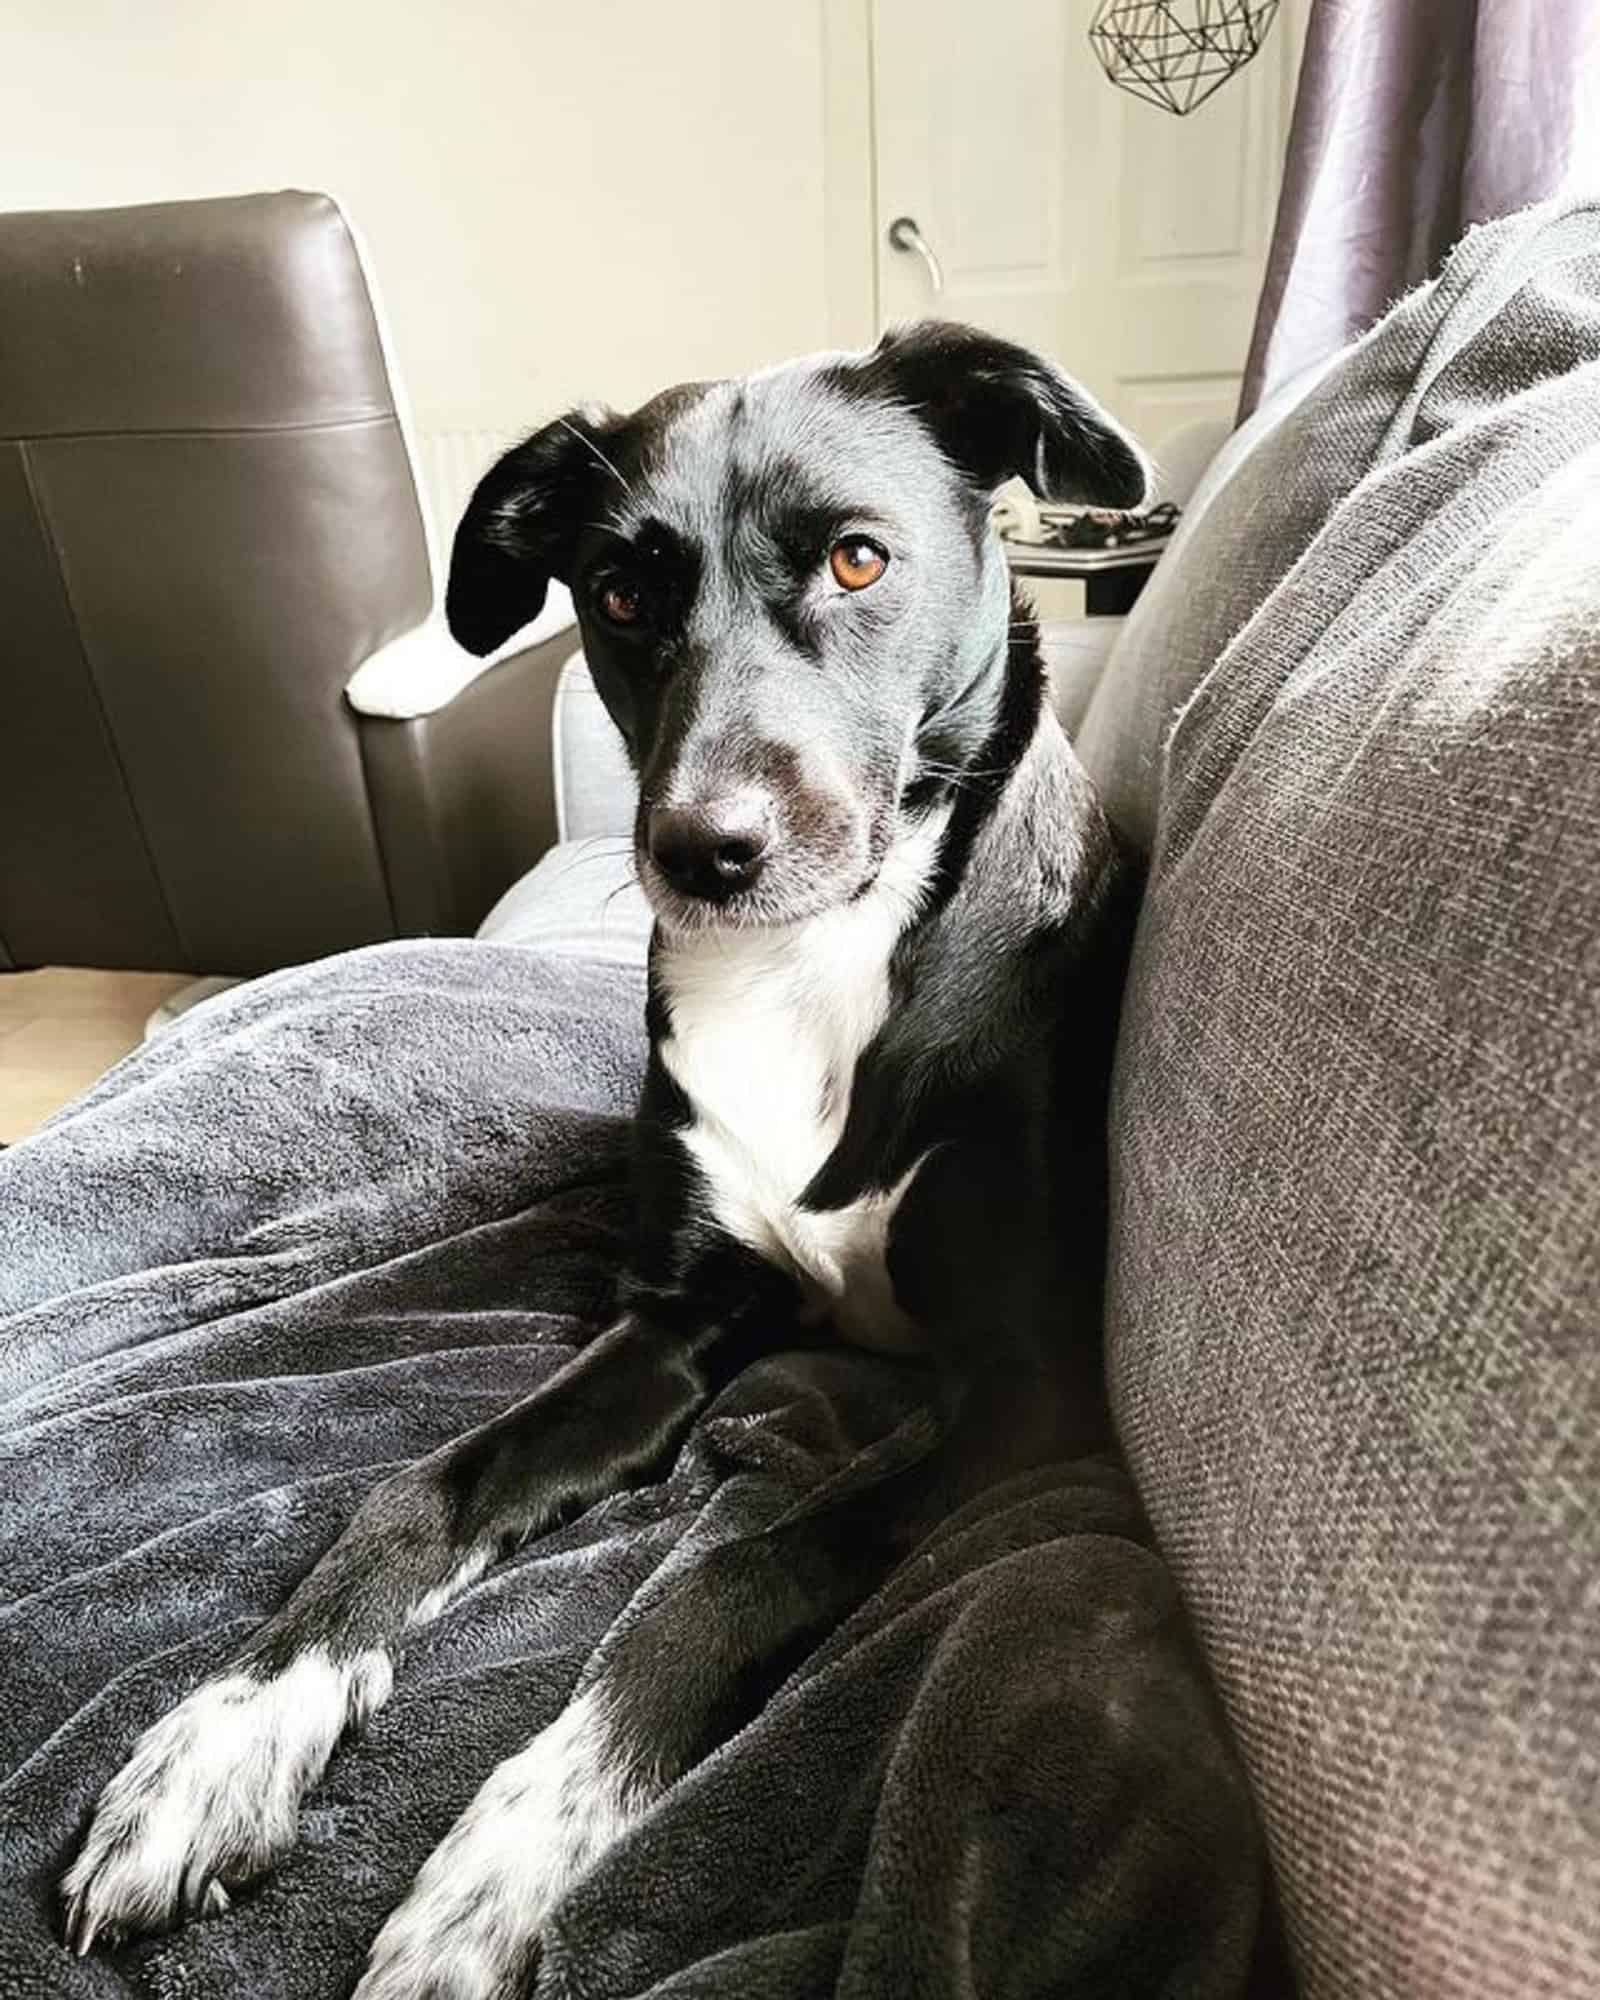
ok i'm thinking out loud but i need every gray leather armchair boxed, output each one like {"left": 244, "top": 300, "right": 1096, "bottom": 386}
{"left": 0, "top": 191, "right": 570, "bottom": 977}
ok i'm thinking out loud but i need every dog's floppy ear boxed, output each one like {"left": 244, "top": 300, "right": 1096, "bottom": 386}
{"left": 854, "top": 320, "right": 1150, "bottom": 508}
{"left": 446, "top": 409, "right": 618, "bottom": 656}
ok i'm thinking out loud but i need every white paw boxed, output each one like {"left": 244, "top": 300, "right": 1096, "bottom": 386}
{"left": 62, "top": 1647, "right": 391, "bottom": 1953}
{"left": 354, "top": 1689, "right": 648, "bottom": 2000}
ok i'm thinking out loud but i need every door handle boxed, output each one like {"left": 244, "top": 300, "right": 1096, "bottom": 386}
{"left": 886, "top": 215, "right": 945, "bottom": 295}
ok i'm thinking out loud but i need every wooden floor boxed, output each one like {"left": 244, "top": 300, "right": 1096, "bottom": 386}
{"left": 0, "top": 968, "right": 188, "bottom": 1144}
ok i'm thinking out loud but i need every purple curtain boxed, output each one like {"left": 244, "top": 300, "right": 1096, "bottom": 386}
{"left": 1240, "top": 0, "right": 1600, "bottom": 416}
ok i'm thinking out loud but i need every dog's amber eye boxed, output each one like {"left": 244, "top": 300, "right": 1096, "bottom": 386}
{"left": 828, "top": 538, "right": 888, "bottom": 591}
{"left": 597, "top": 580, "right": 642, "bottom": 626}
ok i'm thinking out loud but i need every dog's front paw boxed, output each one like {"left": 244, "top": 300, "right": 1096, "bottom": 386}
{"left": 354, "top": 1688, "right": 650, "bottom": 2000}
{"left": 62, "top": 1647, "right": 391, "bottom": 1954}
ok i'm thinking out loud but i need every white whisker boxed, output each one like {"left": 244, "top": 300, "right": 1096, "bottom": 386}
{"left": 557, "top": 417, "right": 636, "bottom": 501}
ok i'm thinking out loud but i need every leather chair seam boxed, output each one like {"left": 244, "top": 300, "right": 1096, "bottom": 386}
{"left": 14, "top": 438, "right": 190, "bottom": 965}
{"left": 4, "top": 413, "right": 397, "bottom": 447}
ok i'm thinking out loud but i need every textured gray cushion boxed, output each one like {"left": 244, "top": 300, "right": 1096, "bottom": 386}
{"left": 1073, "top": 359, "right": 1330, "bottom": 849}
{"left": 1077, "top": 198, "right": 1600, "bottom": 853}
{"left": 1107, "top": 198, "right": 1600, "bottom": 1997}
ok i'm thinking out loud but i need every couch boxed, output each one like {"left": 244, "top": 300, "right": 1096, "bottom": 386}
{"left": 1, "top": 197, "right": 1596, "bottom": 2000}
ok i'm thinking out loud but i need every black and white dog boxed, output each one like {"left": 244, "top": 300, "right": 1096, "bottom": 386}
{"left": 64, "top": 323, "right": 1150, "bottom": 1996}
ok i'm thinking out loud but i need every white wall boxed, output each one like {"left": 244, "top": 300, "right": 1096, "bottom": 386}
{"left": 1, "top": 1, "right": 834, "bottom": 442}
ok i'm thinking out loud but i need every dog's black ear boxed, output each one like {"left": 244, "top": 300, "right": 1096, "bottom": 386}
{"left": 854, "top": 320, "right": 1149, "bottom": 508}
{"left": 446, "top": 409, "right": 617, "bottom": 656}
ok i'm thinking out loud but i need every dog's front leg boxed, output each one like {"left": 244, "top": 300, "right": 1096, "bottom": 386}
{"left": 61, "top": 1308, "right": 737, "bottom": 1954}
{"left": 352, "top": 1422, "right": 944, "bottom": 2000}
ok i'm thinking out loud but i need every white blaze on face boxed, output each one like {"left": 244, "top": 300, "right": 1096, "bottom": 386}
{"left": 657, "top": 807, "right": 949, "bottom": 1349}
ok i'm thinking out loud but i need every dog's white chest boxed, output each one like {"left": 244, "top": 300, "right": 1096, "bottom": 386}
{"left": 657, "top": 821, "right": 943, "bottom": 1349}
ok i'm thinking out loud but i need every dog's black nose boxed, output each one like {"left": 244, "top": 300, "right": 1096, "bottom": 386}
{"left": 648, "top": 802, "right": 771, "bottom": 900}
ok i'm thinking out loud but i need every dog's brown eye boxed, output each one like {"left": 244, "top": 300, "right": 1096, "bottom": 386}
{"left": 598, "top": 581, "right": 642, "bottom": 626}
{"left": 828, "top": 538, "right": 888, "bottom": 591}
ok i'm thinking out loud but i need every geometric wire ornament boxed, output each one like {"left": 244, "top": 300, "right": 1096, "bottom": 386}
{"left": 1088, "top": 0, "right": 1281, "bottom": 116}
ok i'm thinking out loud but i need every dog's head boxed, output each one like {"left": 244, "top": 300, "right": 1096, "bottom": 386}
{"left": 448, "top": 322, "right": 1147, "bottom": 931}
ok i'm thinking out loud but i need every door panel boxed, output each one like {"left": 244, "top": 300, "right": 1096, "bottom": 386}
{"left": 872, "top": 0, "right": 1306, "bottom": 444}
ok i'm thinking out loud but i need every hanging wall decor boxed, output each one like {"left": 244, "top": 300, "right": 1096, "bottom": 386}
{"left": 1088, "top": 0, "right": 1281, "bottom": 116}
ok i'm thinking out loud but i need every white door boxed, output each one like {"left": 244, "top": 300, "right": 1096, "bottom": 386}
{"left": 871, "top": 0, "right": 1306, "bottom": 447}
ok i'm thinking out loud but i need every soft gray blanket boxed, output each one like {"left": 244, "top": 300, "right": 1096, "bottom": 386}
{"left": 0, "top": 942, "right": 1270, "bottom": 1999}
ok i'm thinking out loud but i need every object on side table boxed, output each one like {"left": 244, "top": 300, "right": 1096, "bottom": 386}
{"left": 997, "top": 497, "right": 1180, "bottom": 613}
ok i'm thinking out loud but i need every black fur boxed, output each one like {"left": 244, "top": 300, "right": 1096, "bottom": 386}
{"left": 824, "top": 320, "right": 1150, "bottom": 511}
{"left": 63, "top": 323, "right": 1153, "bottom": 1981}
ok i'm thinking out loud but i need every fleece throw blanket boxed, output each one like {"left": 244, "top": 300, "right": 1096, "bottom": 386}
{"left": 0, "top": 943, "right": 1271, "bottom": 2000}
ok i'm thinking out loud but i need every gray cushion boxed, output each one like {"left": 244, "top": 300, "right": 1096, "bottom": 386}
{"left": 553, "top": 651, "right": 636, "bottom": 843}
{"left": 477, "top": 836, "right": 651, "bottom": 970}
{"left": 1073, "top": 358, "right": 1331, "bottom": 849}
{"left": 1107, "top": 197, "right": 1600, "bottom": 1997}
{"left": 1077, "top": 198, "right": 1600, "bottom": 854}
{"left": 1037, "top": 617, "right": 1124, "bottom": 737}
